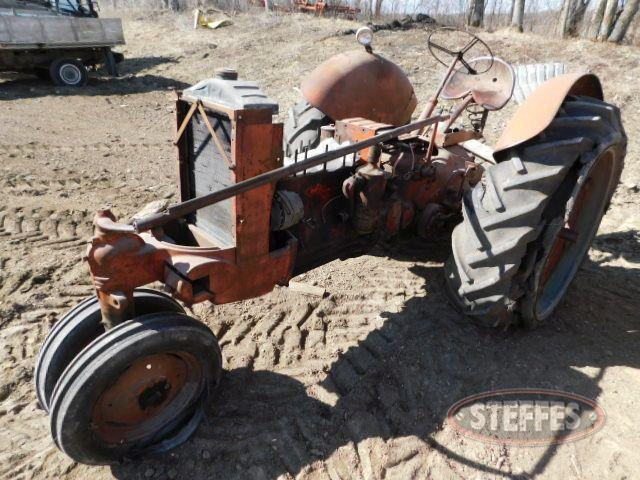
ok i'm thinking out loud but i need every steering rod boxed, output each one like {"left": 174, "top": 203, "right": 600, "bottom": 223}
{"left": 414, "top": 55, "right": 460, "bottom": 136}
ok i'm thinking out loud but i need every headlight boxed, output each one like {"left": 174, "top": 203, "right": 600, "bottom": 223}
{"left": 356, "top": 27, "right": 373, "bottom": 47}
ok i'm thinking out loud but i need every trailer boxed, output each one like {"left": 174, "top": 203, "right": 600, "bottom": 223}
{"left": 0, "top": 1, "right": 125, "bottom": 86}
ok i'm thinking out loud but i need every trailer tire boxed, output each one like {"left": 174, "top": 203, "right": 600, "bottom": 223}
{"left": 283, "top": 100, "right": 332, "bottom": 157}
{"left": 445, "top": 95, "right": 626, "bottom": 328}
{"left": 50, "top": 58, "right": 88, "bottom": 87}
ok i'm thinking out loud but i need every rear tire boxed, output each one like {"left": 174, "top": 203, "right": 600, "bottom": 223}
{"left": 283, "top": 100, "right": 331, "bottom": 157}
{"left": 50, "top": 58, "right": 88, "bottom": 87}
{"left": 445, "top": 95, "right": 626, "bottom": 327}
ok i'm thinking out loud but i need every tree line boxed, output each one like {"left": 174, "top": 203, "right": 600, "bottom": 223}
{"left": 468, "top": 0, "right": 639, "bottom": 43}
{"left": 99, "top": 0, "right": 640, "bottom": 44}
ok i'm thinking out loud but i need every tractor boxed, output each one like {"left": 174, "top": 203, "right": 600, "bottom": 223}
{"left": 34, "top": 27, "right": 626, "bottom": 464}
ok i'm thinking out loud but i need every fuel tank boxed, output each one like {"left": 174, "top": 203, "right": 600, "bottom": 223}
{"left": 301, "top": 49, "right": 417, "bottom": 126}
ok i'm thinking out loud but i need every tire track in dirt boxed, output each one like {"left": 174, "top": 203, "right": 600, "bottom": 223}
{"left": 0, "top": 206, "right": 92, "bottom": 245}
{"left": 137, "top": 250, "right": 445, "bottom": 480}
{"left": 0, "top": 204, "right": 94, "bottom": 479}
{"left": 0, "top": 141, "right": 168, "bottom": 156}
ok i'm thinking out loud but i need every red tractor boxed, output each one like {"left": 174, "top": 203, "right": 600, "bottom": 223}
{"left": 35, "top": 27, "right": 626, "bottom": 464}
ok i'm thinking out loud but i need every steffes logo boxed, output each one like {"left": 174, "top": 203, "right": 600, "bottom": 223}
{"left": 447, "top": 389, "right": 606, "bottom": 446}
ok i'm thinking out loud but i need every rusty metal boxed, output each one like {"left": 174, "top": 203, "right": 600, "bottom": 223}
{"left": 426, "top": 119, "right": 439, "bottom": 163}
{"left": 88, "top": 210, "right": 297, "bottom": 308}
{"left": 443, "top": 95, "right": 474, "bottom": 131}
{"left": 301, "top": 49, "right": 417, "bottom": 126}
{"left": 334, "top": 117, "right": 392, "bottom": 162}
{"left": 174, "top": 101, "right": 198, "bottom": 145}
{"left": 91, "top": 352, "right": 201, "bottom": 444}
{"left": 539, "top": 154, "right": 601, "bottom": 288}
{"left": 393, "top": 147, "right": 482, "bottom": 212}
{"left": 436, "top": 129, "right": 483, "bottom": 147}
{"left": 197, "top": 102, "right": 234, "bottom": 169}
{"left": 293, "top": 0, "right": 360, "bottom": 16}
{"left": 87, "top": 107, "right": 451, "bottom": 317}
{"left": 133, "top": 114, "right": 448, "bottom": 233}
{"left": 97, "top": 290, "right": 131, "bottom": 330}
{"left": 494, "top": 73, "right": 603, "bottom": 155}
{"left": 86, "top": 54, "right": 596, "bottom": 328}
{"left": 416, "top": 203, "right": 445, "bottom": 239}
{"left": 441, "top": 57, "right": 515, "bottom": 111}
{"left": 415, "top": 53, "right": 460, "bottom": 134}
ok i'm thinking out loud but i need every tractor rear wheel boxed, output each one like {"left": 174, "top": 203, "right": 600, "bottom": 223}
{"left": 35, "top": 289, "right": 184, "bottom": 413}
{"left": 283, "top": 100, "right": 331, "bottom": 157}
{"left": 445, "top": 95, "right": 626, "bottom": 327}
{"left": 49, "top": 312, "right": 222, "bottom": 465}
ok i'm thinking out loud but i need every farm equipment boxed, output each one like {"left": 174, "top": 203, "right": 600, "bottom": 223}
{"left": 35, "top": 27, "right": 626, "bottom": 464}
{"left": 293, "top": 0, "right": 360, "bottom": 17}
{"left": 0, "top": 0, "right": 124, "bottom": 86}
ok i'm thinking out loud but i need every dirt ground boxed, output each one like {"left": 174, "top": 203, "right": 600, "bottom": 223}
{"left": 1, "top": 10, "right": 639, "bottom": 480}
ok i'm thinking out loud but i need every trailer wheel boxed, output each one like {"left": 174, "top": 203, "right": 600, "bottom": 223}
{"left": 49, "top": 312, "right": 222, "bottom": 465}
{"left": 445, "top": 96, "right": 626, "bottom": 327}
{"left": 50, "top": 58, "right": 88, "bottom": 87}
{"left": 283, "top": 100, "right": 332, "bottom": 157}
{"left": 35, "top": 289, "right": 184, "bottom": 413}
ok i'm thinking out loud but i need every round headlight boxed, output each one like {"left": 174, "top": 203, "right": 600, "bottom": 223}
{"left": 356, "top": 27, "right": 373, "bottom": 47}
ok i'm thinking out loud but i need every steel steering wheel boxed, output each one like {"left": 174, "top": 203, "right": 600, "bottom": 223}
{"left": 428, "top": 27, "right": 494, "bottom": 75}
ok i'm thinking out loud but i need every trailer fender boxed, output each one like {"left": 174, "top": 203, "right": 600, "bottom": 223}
{"left": 494, "top": 73, "right": 603, "bottom": 158}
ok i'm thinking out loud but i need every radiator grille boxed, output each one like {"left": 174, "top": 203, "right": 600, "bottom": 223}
{"left": 188, "top": 110, "right": 234, "bottom": 246}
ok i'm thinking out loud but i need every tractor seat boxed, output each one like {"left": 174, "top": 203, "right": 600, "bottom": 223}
{"left": 441, "top": 57, "right": 515, "bottom": 111}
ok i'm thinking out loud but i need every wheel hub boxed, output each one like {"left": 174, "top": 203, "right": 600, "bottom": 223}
{"left": 59, "top": 64, "right": 82, "bottom": 85}
{"left": 138, "top": 379, "right": 171, "bottom": 410}
{"left": 91, "top": 352, "right": 201, "bottom": 444}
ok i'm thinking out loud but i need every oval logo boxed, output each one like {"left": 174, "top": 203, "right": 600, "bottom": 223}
{"left": 447, "top": 389, "right": 606, "bottom": 446}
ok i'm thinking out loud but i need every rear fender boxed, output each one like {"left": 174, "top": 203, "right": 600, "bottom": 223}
{"left": 494, "top": 73, "right": 603, "bottom": 159}
{"left": 301, "top": 49, "right": 417, "bottom": 126}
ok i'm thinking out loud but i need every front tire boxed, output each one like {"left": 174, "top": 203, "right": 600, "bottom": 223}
{"left": 445, "top": 95, "right": 626, "bottom": 327}
{"left": 35, "top": 289, "right": 185, "bottom": 413}
{"left": 49, "top": 312, "right": 222, "bottom": 465}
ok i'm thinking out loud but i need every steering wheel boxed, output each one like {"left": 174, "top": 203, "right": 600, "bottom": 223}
{"left": 428, "top": 27, "right": 493, "bottom": 75}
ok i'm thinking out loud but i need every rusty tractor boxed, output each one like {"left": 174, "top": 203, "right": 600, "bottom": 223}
{"left": 35, "top": 27, "right": 626, "bottom": 464}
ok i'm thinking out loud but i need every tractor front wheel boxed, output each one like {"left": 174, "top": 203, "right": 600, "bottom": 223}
{"left": 35, "top": 289, "right": 185, "bottom": 413}
{"left": 445, "top": 95, "right": 626, "bottom": 327}
{"left": 49, "top": 312, "right": 222, "bottom": 464}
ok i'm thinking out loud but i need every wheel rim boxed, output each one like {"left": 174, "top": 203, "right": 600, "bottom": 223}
{"left": 534, "top": 149, "right": 619, "bottom": 319}
{"left": 91, "top": 351, "right": 203, "bottom": 445}
{"left": 59, "top": 64, "right": 82, "bottom": 85}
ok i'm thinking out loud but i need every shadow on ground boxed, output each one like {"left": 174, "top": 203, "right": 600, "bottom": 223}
{"left": 110, "top": 230, "right": 640, "bottom": 480}
{"left": 0, "top": 56, "right": 187, "bottom": 100}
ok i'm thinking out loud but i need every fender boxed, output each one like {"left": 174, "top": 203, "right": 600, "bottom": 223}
{"left": 301, "top": 49, "right": 417, "bottom": 126}
{"left": 493, "top": 73, "right": 603, "bottom": 158}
